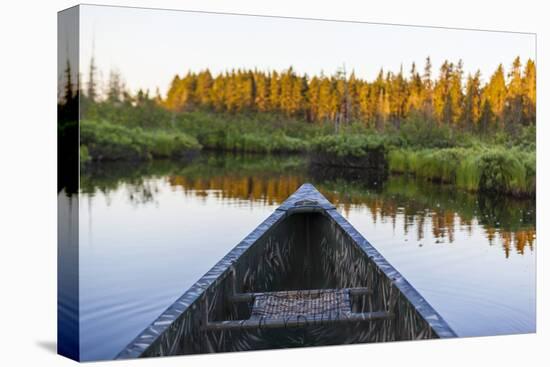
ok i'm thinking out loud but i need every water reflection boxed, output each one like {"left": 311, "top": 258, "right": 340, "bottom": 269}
{"left": 81, "top": 153, "right": 535, "bottom": 259}
{"left": 79, "top": 153, "right": 535, "bottom": 360}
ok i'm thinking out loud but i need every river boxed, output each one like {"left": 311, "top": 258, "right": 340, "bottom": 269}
{"left": 72, "top": 152, "right": 535, "bottom": 360}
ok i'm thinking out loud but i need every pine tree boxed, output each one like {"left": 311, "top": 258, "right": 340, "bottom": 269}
{"left": 299, "top": 75, "right": 310, "bottom": 120}
{"left": 106, "top": 70, "right": 125, "bottom": 104}
{"left": 269, "top": 71, "right": 281, "bottom": 112}
{"left": 317, "top": 76, "right": 333, "bottom": 123}
{"left": 280, "top": 67, "right": 297, "bottom": 116}
{"left": 195, "top": 70, "right": 213, "bottom": 107}
{"left": 389, "top": 65, "right": 408, "bottom": 128}
{"left": 479, "top": 99, "right": 494, "bottom": 133}
{"left": 235, "top": 69, "right": 254, "bottom": 112}
{"left": 357, "top": 82, "right": 373, "bottom": 127}
{"left": 421, "top": 57, "right": 434, "bottom": 121}
{"left": 87, "top": 56, "right": 98, "bottom": 102}
{"left": 407, "top": 62, "right": 423, "bottom": 114}
{"left": 461, "top": 71, "right": 482, "bottom": 129}
{"left": 484, "top": 64, "right": 507, "bottom": 127}
{"left": 59, "top": 59, "right": 79, "bottom": 123}
{"left": 210, "top": 74, "right": 226, "bottom": 112}
{"left": 334, "top": 65, "right": 352, "bottom": 129}
{"left": 63, "top": 59, "right": 74, "bottom": 105}
{"left": 522, "top": 59, "right": 536, "bottom": 124}
{"left": 307, "top": 76, "right": 321, "bottom": 122}
{"left": 505, "top": 57, "right": 523, "bottom": 130}
{"left": 224, "top": 70, "right": 239, "bottom": 112}
{"left": 254, "top": 71, "right": 270, "bottom": 112}
{"left": 449, "top": 60, "right": 464, "bottom": 125}
{"left": 434, "top": 60, "right": 453, "bottom": 125}
{"left": 164, "top": 75, "right": 181, "bottom": 110}
{"left": 348, "top": 72, "right": 360, "bottom": 122}
{"left": 159, "top": 57, "right": 534, "bottom": 130}
{"left": 372, "top": 69, "right": 389, "bottom": 130}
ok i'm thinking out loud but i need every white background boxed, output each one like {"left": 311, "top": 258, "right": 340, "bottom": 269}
{"left": 0, "top": 0, "right": 547, "bottom": 366}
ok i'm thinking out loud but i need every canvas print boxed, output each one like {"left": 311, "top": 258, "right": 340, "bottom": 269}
{"left": 58, "top": 4, "right": 536, "bottom": 362}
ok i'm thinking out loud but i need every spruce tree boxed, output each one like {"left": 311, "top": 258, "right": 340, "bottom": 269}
{"left": 484, "top": 64, "right": 507, "bottom": 127}
{"left": 522, "top": 59, "right": 536, "bottom": 124}
{"left": 505, "top": 57, "right": 523, "bottom": 129}
{"left": 462, "top": 71, "right": 482, "bottom": 129}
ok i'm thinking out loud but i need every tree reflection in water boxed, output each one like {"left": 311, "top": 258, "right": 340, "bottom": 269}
{"left": 81, "top": 153, "right": 535, "bottom": 258}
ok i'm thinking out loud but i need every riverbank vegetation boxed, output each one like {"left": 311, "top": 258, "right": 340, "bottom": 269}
{"left": 60, "top": 55, "right": 536, "bottom": 196}
{"left": 80, "top": 119, "right": 200, "bottom": 161}
{"left": 388, "top": 147, "right": 535, "bottom": 196}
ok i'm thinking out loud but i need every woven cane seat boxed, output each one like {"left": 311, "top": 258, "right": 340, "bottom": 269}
{"left": 250, "top": 289, "right": 352, "bottom": 320}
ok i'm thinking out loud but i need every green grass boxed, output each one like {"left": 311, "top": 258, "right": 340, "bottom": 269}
{"left": 79, "top": 110, "right": 535, "bottom": 197}
{"left": 389, "top": 147, "right": 535, "bottom": 197}
{"left": 207, "top": 130, "right": 308, "bottom": 153}
{"left": 310, "top": 134, "right": 388, "bottom": 157}
{"left": 175, "top": 111, "right": 311, "bottom": 153}
{"left": 309, "top": 134, "right": 389, "bottom": 170}
{"left": 80, "top": 119, "right": 201, "bottom": 161}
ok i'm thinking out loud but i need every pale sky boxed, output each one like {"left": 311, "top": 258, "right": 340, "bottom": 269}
{"left": 79, "top": 4, "right": 536, "bottom": 96}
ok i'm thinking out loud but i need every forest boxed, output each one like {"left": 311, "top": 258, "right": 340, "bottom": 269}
{"left": 59, "top": 56, "right": 536, "bottom": 197}
{"left": 160, "top": 57, "right": 535, "bottom": 133}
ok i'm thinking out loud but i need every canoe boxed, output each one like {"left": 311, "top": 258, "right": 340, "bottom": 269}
{"left": 117, "top": 183, "right": 456, "bottom": 359}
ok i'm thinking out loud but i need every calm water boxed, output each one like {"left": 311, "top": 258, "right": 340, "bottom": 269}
{"left": 77, "top": 153, "right": 536, "bottom": 361}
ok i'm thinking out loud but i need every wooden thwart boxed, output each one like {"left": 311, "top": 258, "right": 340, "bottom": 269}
{"left": 203, "top": 274, "right": 397, "bottom": 331}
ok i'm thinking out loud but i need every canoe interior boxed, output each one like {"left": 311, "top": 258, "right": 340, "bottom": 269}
{"left": 117, "top": 184, "right": 455, "bottom": 359}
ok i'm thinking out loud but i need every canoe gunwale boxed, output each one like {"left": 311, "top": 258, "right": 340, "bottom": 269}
{"left": 116, "top": 204, "right": 288, "bottom": 359}
{"left": 116, "top": 183, "right": 456, "bottom": 360}
{"left": 325, "top": 208, "right": 457, "bottom": 339}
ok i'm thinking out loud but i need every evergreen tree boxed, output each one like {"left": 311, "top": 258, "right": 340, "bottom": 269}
{"left": 224, "top": 70, "right": 239, "bottom": 112}
{"left": 254, "top": 71, "right": 270, "bottom": 112}
{"left": 307, "top": 76, "right": 321, "bottom": 123}
{"left": 63, "top": 59, "right": 74, "bottom": 105}
{"left": 156, "top": 57, "right": 534, "bottom": 131}
{"left": 357, "top": 82, "right": 373, "bottom": 127}
{"left": 505, "top": 57, "right": 524, "bottom": 129}
{"left": 195, "top": 70, "right": 213, "bottom": 107}
{"left": 479, "top": 99, "right": 494, "bottom": 133}
{"left": 522, "top": 59, "right": 536, "bottom": 124}
{"left": 462, "top": 71, "right": 482, "bottom": 129}
{"left": 434, "top": 60, "right": 453, "bottom": 125}
{"left": 280, "top": 67, "right": 300, "bottom": 116}
{"left": 407, "top": 62, "right": 423, "bottom": 114}
{"left": 269, "top": 71, "right": 281, "bottom": 112}
{"left": 165, "top": 75, "right": 182, "bottom": 110}
{"left": 317, "top": 76, "right": 333, "bottom": 122}
{"left": 87, "top": 55, "right": 98, "bottom": 102}
{"left": 449, "top": 60, "right": 464, "bottom": 125}
{"left": 299, "top": 75, "right": 310, "bottom": 120}
{"left": 484, "top": 64, "right": 507, "bottom": 127}
{"left": 389, "top": 65, "right": 408, "bottom": 127}
{"left": 210, "top": 74, "right": 226, "bottom": 112}
{"left": 421, "top": 57, "right": 434, "bottom": 121}
{"left": 347, "top": 72, "right": 360, "bottom": 122}
{"left": 106, "top": 70, "right": 124, "bottom": 104}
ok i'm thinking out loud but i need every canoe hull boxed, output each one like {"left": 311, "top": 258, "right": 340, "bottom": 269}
{"left": 117, "top": 184, "right": 455, "bottom": 359}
